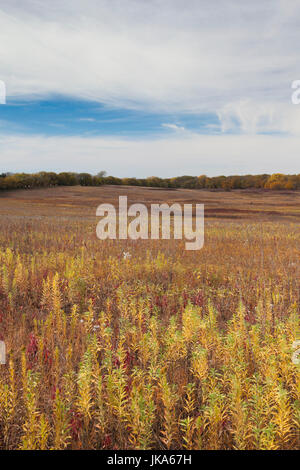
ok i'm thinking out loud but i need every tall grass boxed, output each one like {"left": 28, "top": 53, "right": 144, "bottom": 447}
{"left": 0, "top": 218, "right": 299, "bottom": 449}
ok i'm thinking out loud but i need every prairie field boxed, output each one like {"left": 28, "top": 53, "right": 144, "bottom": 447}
{"left": 0, "top": 186, "right": 299, "bottom": 450}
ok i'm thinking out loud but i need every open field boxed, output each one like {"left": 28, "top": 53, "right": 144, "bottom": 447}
{"left": 0, "top": 187, "right": 299, "bottom": 450}
{"left": 0, "top": 185, "right": 300, "bottom": 221}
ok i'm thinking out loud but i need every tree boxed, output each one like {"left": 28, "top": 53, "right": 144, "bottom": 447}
{"left": 77, "top": 173, "right": 93, "bottom": 186}
{"left": 265, "top": 174, "right": 287, "bottom": 190}
{"left": 97, "top": 171, "right": 107, "bottom": 178}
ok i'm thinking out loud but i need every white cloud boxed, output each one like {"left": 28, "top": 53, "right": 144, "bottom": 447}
{"left": 161, "top": 123, "right": 186, "bottom": 132}
{"left": 0, "top": 0, "right": 299, "bottom": 127}
{"left": 0, "top": 133, "right": 298, "bottom": 177}
{"left": 217, "top": 99, "right": 300, "bottom": 135}
{"left": 0, "top": 0, "right": 299, "bottom": 174}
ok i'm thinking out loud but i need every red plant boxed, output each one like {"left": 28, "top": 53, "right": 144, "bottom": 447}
{"left": 70, "top": 409, "right": 83, "bottom": 441}
{"left": 102, "top": 434, "right": 112, "bottom": 449}
{"left": 43, "top": 345, "right": 53, "bottom": 367}
{"left": 26, "top": 333, "right": 38, "bottom": 366}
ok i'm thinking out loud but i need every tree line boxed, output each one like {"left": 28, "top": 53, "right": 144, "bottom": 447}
{"left": 0, "top": 171, "right": 299, "bottom": 191}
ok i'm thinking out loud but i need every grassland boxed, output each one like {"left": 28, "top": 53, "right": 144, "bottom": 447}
{"left": 0, "top": 186, "right": 299, "bottom": 450}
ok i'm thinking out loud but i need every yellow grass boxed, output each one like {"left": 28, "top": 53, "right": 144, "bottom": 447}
{"left": 0, "top": 187, "right": 299, "bottom": 450}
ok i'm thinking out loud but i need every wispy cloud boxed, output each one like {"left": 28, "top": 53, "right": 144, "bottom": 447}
{"left": 161, "top": 123, "right": 186, "bottom": 132}
{"left": 217, "top": 99, "right": 300, "bottom": 135}
{"left": 0, "top": 0, "right": 299, "bottom": 173}
{"left": 78, "top": 117, "right": 96, "bottom": 122}
{"left": 0, "top": 0, "right": 299, "bottom": 126}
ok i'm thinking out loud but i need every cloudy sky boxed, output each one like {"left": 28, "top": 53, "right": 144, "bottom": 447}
{"left": 0, "top": 0, "right": 299, "bottom": 177}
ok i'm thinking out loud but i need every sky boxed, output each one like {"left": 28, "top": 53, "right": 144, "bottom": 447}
{"left": 0, "top": 0, "right": 299, "bottom": 177}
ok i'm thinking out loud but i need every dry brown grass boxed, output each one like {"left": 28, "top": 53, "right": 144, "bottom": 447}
{"left": 0, "top": 185, "right": 300, "bottom": 221}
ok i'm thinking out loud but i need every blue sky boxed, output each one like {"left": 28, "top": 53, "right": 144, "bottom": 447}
{"left": 0, "top": 97, "right": 220, "bottom": 138}
{"left": 0, "top": 0, "right": 299, "bottom": 177}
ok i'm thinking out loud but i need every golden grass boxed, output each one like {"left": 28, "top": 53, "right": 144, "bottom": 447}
{"left": 0, "top": 188, "right": 299, "bottom": 449}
